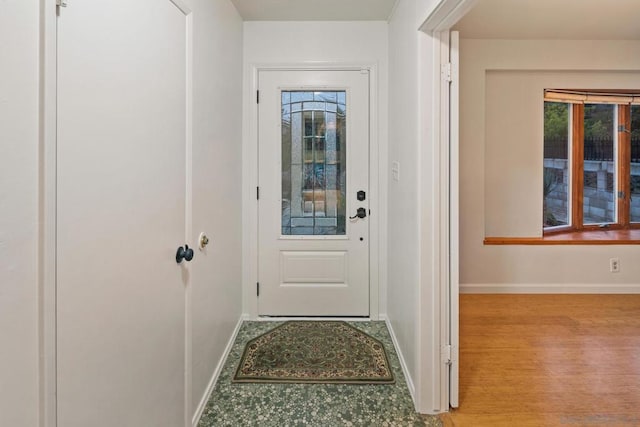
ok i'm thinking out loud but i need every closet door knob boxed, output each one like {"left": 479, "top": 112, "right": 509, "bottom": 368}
{"left": 175, "top": 244, "right": 194, "bottom": 263}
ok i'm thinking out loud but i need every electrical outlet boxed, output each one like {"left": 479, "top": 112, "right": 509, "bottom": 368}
{"left": 610, "top": 258, "right": 620, "bottom": 273}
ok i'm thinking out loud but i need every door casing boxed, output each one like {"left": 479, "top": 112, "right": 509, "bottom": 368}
{"left": 243, "top": 63, "right": 382, "bottom": 320}
{"left": 420, "top": 0, "right": 474, "bottom": 414}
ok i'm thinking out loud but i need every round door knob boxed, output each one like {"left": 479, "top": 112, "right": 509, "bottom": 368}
{"left": 176, "top": 244, "right": 194, "bottom": 263}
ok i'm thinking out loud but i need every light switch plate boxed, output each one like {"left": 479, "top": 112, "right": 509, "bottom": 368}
{"left": 391, "top": 161, "right": 400, "bottom": 182}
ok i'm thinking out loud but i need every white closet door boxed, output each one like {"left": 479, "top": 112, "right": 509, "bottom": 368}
{"left": 57, "top": 1, "right": 190, "bottom": 425}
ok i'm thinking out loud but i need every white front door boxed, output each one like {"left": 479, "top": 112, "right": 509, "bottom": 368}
{"left": 258, "top": 70, "right": 370, "bottom": 316}
{"left": 56, "top": 1, "right": 190, "bottom": 426}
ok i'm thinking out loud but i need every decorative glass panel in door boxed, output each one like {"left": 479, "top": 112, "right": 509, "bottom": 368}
{"left": 281, "top": 91, "right": 346, "bottom": 235}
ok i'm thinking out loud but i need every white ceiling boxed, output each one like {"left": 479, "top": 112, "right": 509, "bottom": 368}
{"left": 454, "top": 0, "right": 640, "bottom": 40}
{"left": 230, "top": 0, "right": 398, "bottom": 21}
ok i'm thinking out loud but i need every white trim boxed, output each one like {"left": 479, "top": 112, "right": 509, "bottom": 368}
{"left": 368, "top": 63, "right": 381, "bottom": 321}
{"left": 40, "top": 0, "right": 58, "bottom": 425}
{"left": 183, "top": 8, "right": 194, "bottom": 427}
{"left": 386, "top": 0, "right": 401, "bottom": 23}
{"left": 382, "top": 316, "right": 415, "bottom": 403}
{"left": 250, "top": 63, "right": 377, "bottom": 72}
{"left": 449, "top": 31, "right": 460, "bottom": 410}
{"left": 241, "top": 63, "right": 259, "bottom": 319}
{"left": 420, "top": 0, "right": 478, "bottom": 32}
{"left": 417, "top": 0, "right": 476, "bottom": 415}
{"left": 243, "top": 62, "right": 382, "bottom": 320}
{"left": 461, "top": 283, "right": 640, "bottom": 294}
{"left": 416, "top": 30, "right": 439, "bottom": 415}
{"left": 256, "top": 316, "right": 372, "bottom": 322}
{"left": 191, "top": 316, "right": 244, "bottom": 427}
{"left": 436, "top": 29, "right": 451, "bottom": 414}
{"left": 415, "top": 28, "right": 450, "bottom": 415}
{"left": 169, "top": 0, "right": 191, "bottom": 15}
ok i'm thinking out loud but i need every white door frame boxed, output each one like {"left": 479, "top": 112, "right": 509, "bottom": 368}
{"left": 449, "top": 30, "right": 460, "bottom": 409}
{"left": 420, "top": 0, "right": 476, "bottom": 413}
{"left": 243, "top": 63, "right": 382, "bottom": 320}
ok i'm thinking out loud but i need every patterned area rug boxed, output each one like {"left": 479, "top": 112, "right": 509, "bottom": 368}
{"left": 233, "top": 321, "right": 395, "bottom": 384}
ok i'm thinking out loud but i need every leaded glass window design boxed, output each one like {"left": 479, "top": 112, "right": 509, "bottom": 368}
{"left": 281, "top": 91, "right": 346, "bottom": 235}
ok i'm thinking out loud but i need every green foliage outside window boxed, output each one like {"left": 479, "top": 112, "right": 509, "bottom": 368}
{"left": 544, "top": 102, "right": 569, "bottom": 140}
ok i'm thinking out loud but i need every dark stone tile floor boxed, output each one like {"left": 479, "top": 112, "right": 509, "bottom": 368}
{"left": 198, "top": 321, "right": 442, "bottom": 427}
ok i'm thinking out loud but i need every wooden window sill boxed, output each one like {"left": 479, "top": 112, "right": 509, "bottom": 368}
{"left": 484, "top": 229, "right": 640, "bottom": 245}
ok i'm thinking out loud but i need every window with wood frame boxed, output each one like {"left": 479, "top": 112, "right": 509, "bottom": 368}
{"left": 543, "top": 90, "right": 640, "bottom": 234}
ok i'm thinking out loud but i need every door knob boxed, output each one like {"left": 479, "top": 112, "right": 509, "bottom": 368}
{"left": 349, "top": 207, "right": 367, "bottom": 219}
{"left": 176, "top": 244, "right": 194, "bottom": 263}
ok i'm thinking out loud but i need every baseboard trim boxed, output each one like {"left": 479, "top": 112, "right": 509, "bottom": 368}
{"left": 381, "top": 315, "right": 415, "bottom": 404}
{"left": 255, "top": 316, "right": 371, "bottom": 321}
{"left": 461, "top": 283, "right": 640, "bottom": 294}
{"left": 191, "top": 316, "right": 244, "bottom": 427}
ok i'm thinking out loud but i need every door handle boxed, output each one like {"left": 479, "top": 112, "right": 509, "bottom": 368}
{"left": 176, "top": 244, "right": 194, "bottom": 263}
{"left": 349, "top": 207, "right": 367, "bottom": 220}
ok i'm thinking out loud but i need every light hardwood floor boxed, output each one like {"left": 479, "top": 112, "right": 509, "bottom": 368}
{"left": 439, "top": 294, "right": 640, "bottom": 427}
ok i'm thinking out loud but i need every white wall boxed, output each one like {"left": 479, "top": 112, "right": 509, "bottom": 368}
{"left": 388, "top": 0, "right": 444, "bottom": 413}
{"left": 242, "top": 21, "right": 389, "bottom": 317}
{"left": 485, "top": 69, "right": 640, "bottom": 237}
{"left": 387, "top": 0, "right": 420, "bottom": 402}
{"left": 460, "top": 39, "right": 640, "bottom": 291}
{"left": 243, "top": 21, "right": 388, "bottom": 67}
{"left": 190, "top": 0, "right": 243, "bottom": 421}
{"left": 0, "top": 0, "right": 40, "bottom": 425}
